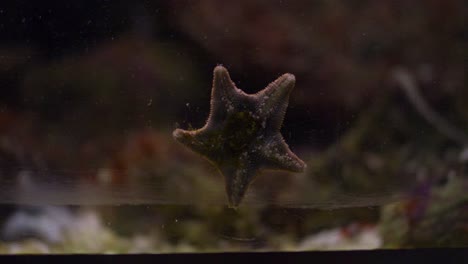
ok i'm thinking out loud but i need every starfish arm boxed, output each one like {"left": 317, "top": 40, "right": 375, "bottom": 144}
{"left": 207, "top": 65, "right": 244, "bottom": 126}
{"left": 172, "top": 128, "right": 221, "bottom": 161}
{"left": 259, "top": 134, "right": 306, "bottom": 173}
{"left": 220, "top": 157, "right": 259, "bottom": 208}
{"left": 256, "top": 73, "right": 296, "bottom": 131}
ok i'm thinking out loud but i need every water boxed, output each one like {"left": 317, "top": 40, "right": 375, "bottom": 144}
{"left": 0, "top": 168, "right": 404, "bottom": 207}
{"left": 0, "top": 1, "right": 467, "bottom": 253}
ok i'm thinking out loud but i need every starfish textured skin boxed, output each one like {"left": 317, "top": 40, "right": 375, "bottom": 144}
{"left": 173, "top": 65, "right": 306, "bottom": 208}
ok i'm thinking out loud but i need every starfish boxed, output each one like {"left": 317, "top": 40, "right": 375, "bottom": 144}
{"left": 173, "top": 65, "right": 306, "bottom": 208}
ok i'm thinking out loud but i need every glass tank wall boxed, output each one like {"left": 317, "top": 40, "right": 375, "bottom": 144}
{"left": 0, "top": 1, "right": 466, "bottom": 253}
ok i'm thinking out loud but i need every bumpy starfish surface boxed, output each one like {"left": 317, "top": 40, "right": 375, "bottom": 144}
{"left": 173, "top": 65, "right": 306, "bottom": 207}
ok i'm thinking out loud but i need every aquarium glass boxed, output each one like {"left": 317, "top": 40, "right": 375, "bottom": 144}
{"left": 0, "top": 1, "right": 466, "bottom": 253}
